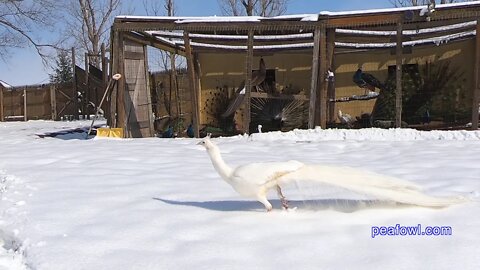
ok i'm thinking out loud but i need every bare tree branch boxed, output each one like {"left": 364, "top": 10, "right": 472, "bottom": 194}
{"left": 0, "top": 0, "right": 60, "bottom": 63}
{"left": 218, "top": 0, "right": 287, "bottom": 16}
{"left": 64, "top": 0, "right": 121, "bottom": 67}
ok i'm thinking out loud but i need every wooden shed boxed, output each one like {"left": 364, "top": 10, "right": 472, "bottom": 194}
{"left": 110, "top": 1, "right": 480, "bottom": 138}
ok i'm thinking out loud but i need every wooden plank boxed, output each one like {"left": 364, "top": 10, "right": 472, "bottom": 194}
{"left": 395, "top": 21, "right": 403, "bottom": 128}
{"left": 143, "top": 44, "right": 155, "bottom": 137}
{"left": 50, "top": 85, "right": 57, "bottom": 120}
{"left": 184, "top": 32, "right": 200, "bottom": 137}
{"left": 0, "top": 87, "right": 3, "bottom": 121}
{"left": 244, "top": 30, "right": 254, "bottom": 134}
{"left": 72, "top": 47, "right": 79, "bottom": 120}
{"left": 472, "top": 19, "right": 480, "bottom": 130}
{"left": 23, "top": 88, "right": 27, "bottom": 121}
{"left": 308, "top": 27, "right": 321, "bottom": 129}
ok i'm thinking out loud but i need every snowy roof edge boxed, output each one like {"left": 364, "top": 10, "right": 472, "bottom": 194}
{"left": 116, "top": 1, "right": 480, "bottom": 23}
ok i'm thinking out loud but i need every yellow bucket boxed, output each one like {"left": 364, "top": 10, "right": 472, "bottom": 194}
{"left": 97, "top": 128, "right": 124, "bottom": 138}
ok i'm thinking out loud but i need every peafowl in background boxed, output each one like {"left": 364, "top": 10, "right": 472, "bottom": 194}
{"left": 353, "top": 68, "right": 385, "bottom": 95}
{"left": 186, "top": 124, "right": 195, "bottom": 138}
{"left": 162, "top": 126, "right": 174, "bottom": 138}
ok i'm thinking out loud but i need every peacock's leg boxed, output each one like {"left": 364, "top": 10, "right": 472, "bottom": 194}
{"left": 257, "top": 195, "right": 273, "bottom": 212}
{"left": 276, "top": 185, "right": 289, "bottom": 210}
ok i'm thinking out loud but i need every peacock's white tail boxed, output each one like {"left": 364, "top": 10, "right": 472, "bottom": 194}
{"left": 281, "top": 164, "right": 468, "bottom": 207}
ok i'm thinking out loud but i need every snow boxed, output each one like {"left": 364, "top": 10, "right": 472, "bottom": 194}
{"left": 0, "top": 80, "right": 12, "bottom": 89}
{"left": 1, "top": 120, "right": 480, "bottom": 269}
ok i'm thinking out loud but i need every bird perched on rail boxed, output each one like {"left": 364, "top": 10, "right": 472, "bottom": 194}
{"left": 197, "top": 136, "right": 468, "bottom": 212}
{"left": 222, "top": 58, "right": 267, "bottom": 118}
{"left": 353, "top": 68, "right": 385, "bottom": 95}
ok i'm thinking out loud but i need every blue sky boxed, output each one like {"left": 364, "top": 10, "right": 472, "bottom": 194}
{"left": 1, "top": 0, "right": 393, "bottom": 86}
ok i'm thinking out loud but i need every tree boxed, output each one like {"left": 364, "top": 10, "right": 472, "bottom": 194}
{"left": 49, "top": 50, "right": 73, "bottom": 84}
{"left": 0, "top": 0, "right": 58, "bottom": 61}
{"left": 390, "top": 0, "right": 471, "bottom": 7}
{"left": 218, "top": 0, "right": 288, "bottom": 16}
{"left": 65, "top": 0, "right": 122, "bottom": 67}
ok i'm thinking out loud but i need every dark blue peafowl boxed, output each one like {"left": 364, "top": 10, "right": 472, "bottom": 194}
{"left": 162, "top": 126, "right": 174, "bottom": 138}
{"left": 353, "top": 68, "right": 385, "bottom": 94}
{"left": 186, "top": 124, "right": 194, "bottom": 138}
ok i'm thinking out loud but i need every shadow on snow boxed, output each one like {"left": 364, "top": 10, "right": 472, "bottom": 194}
{"left": 153, "top": 197, "right": 408, "bottom": 212}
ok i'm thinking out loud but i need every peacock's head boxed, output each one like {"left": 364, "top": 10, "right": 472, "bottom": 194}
{"left": 196, "top": 134, "right": 215, "bottom": 150}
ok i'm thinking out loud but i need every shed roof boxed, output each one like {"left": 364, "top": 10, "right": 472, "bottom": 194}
{"left": 113, "top": 1, "right": 480, "bottom": 55}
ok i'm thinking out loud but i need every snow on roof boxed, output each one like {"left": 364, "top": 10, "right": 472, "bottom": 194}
{"left": 0, "top": 80, "right": 12, "bottom": 88}
{"left": 117, "top": 1, "right": 480, "bottom": 24}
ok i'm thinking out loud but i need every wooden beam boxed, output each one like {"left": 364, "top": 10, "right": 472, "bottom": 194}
{"left": 244, "top": 30, "right": 254, "bottom": 134}
{"left": 472, "top": 19, "right": 480, "bottom": 130}
{"left": 395, "top": 21, "right": 403, "bottom": 128}
{"left": 318, "top": 25, "right": 328, "bottom": 129}
{"left": 309, "top": 27, "right": 321, "bottom": 129}
{"left": 184, "top": 32, "right": 200, "bottom": 137}
{"left": 23, "top": 88, "right": 27, "bottom": 121}
{"left": 50, "top": 85, "right": 57, "bottom": 120}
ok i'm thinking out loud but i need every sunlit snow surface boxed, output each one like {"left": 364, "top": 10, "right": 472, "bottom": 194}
{"left": 1, "top": 120, "right": 479, "bottom": 270}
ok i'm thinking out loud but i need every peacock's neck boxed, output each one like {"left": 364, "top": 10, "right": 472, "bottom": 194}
{"left": 207, "top": 146, "right": 233, "bottom": 181}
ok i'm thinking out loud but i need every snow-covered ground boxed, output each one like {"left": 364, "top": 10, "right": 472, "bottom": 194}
{"left": 1, "top": 120, "right": 479, "bottom": 270}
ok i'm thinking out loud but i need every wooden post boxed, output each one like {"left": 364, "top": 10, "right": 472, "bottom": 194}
{"left": 72, "top": 47, "right": 79, "bottom": 120}
{"left": 116, "top": 32, "right": 126, "bottom": 131}
{"left": 110, "top": 30, "right": 119, "bottom": 128}
{"left": 184, "top": 32, "right": 200, "bottom": 137}
{"left": 472, "top": 19, "right": 480, "bottom": 130}
{"left": 0, "top": 87, "right": 3, "bottom": 122}
{"left": 170, "top": 53, "right": 180, "bottom": 120}
{"left": 194, "top": 53, "right": 202, "bottom": 132}
{"left": 23, "top": 88, "right": 27, "bottom": 121}
{"left": 395, "top": 21, "right": 403, "bottom": 128}
{"left": 318, "top": 24, "right": 328, "bottom": 129}
{"left": 84, "top": 52, "right": 90, "bottom": 120}
{"left": 309, "top": 27, "right": 321, "bottom": 129}
{"left": 326, "top": 28, "right": 336, "bottom": 124}
{"left": 50, "top": 85, "right": 57, "bottom": 120}
{"left": 244, "top": 30, "right": 254, "bottom": 134}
